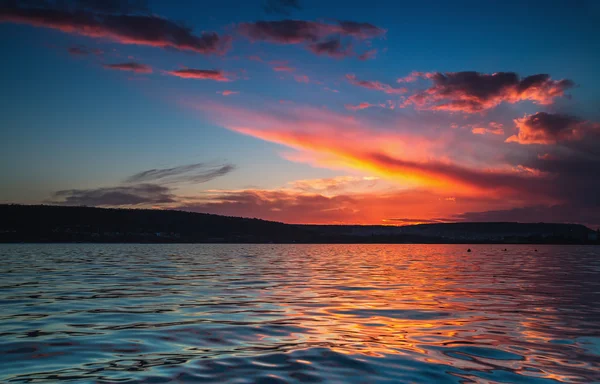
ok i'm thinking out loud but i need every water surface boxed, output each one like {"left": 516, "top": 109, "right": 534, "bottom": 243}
{"left": 1, "top": 244, "right": 599, "bottom": 383}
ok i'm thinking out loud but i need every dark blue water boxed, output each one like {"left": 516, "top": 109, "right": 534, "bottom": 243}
{"left": 1, "top": 244, "right": 599, "bottom": 383}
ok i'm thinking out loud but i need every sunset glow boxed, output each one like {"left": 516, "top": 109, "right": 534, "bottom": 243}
{"left": 1, "top": 0, "right": 599, "bottom": 227}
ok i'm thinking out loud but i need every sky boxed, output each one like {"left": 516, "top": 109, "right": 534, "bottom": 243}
{"left": 1, "top": 0, "right": 600, "bottom": 227}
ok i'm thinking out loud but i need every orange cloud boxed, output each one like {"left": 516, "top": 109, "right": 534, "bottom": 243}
{"left": 166, "top": 69, "right": 230, "bottom": 81}
{"left": 187, "top": 101, "right": 556, "bottom": 200}
{"left": 471, "top": 122, "right": 504, "bottom": 135}
{"left": 507, "top": 112, "right": 599, "bottom": 144}
{"left": 175, "top": 186, "right": 512, "bottom": 225}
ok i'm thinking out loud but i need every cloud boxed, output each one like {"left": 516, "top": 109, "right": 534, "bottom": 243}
{"left": 51, "top": 184, "right": 176, "bottom": 206}
{"left": 471, "top": 122, "right": 504, "bottom": 135}
{"left": 307, "top": 37, "right": 351, "bottom": 58}
{"left": 345, "top": 102, "right": 375, "bottom": 111}
{"left": 126, "top": 163, "right": 235, "bottom": 184}
{"left": 397, "top": 71, "right": 426, "bottom": 83}
{"left": 103, "top": 61, "right": 152, "bottom": 73}
{"left": 294, "top": 74, "right": 309, "bottom": 83}
{"left": 272, "top": 64, "right": 295, "bottom": 72}
{"left": 358, "top": 49, "right": 377, "bottom": 61}
{"left": 217, "top": 90, "right": 239, "bottom": 96}
{"left": 175, "top": 187, "right": 503, "bottom": 225}
{"left": 263, "top": 0, "right": 301, "bottom": 15}
{"left": 506, "top": 112, "right": 599, "bottom": 144}
{"left": 187, "top": 101, "right": 556, "bottom": 200}
{"left": 238, "top": 19, "right": 384, "bottom": 57}
{"left": 68, "top": 45, "right": 103, "bottom": 55}
{"left": 346, "top": 74, "right": 407, "bottom": 94}
{"left": 403, "top": 71, "right": 574, "bottom": 113}
{"left": 0, "top": 1, "right": 229, "bottom": 54}
{"left": 165, "top": 69, "right": 230, "bottom": 81}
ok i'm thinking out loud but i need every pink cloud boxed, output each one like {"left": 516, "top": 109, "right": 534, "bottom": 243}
{"left": 294, "top": 75, "right": 310, "bottom": 83}
{"left": 217, "top": 90, "right": 239, "bottom": 96}
{"left": 345, "top": 102, "right": 375, "bottom": 111}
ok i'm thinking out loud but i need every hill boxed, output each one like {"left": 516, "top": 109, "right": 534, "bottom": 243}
{"left": 0, "top": 205, "right": 597, "bottom": 244}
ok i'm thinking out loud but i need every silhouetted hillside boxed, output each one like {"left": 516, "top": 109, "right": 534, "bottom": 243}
{"left": 0, "top": 205, "right": 597, "bottom": 244}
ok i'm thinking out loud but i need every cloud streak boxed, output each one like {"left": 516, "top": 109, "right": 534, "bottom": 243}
{"left": 346, "top": 74, "right": 407, "bottom": 94}
{"left": 165, "top": 69, "right": 230, "bottom": 81}
{"left": 0, "top": 1, "right": 229, "bottom": 54}
{"left": 103, "top": 61, "right": 152, "bottom": 73}
{"left": 126, "top": 163, "right": 235, "bottom": 184}
{"left": 51, "top": 184, "right": 176, "bottom": 206}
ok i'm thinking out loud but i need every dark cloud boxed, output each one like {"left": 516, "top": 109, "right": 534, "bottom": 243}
{"left": 0, "top": 1, "right": 229, "bottom": 54}
{"left": 506, "top": 112, "right": 599, "bottom": 144}
{"left": 404, "top": 71, "right": 574, "bottom": 113}
{"left": 346, "top": 74, "right": 407, "bottom": 94}
{"left": 307, "top": 37, "right": 350, "bottom": 58}
{"left": 126, "top": 163, "right": 235, "bottom": 184}
{"left": 51, "top": 184, "right": 176, "bottom": 206}
{"left": 165, "top": 69, "right": 230, "bottom": 81}
{"left": 238, "top": 18, "right": 384, "bottom": 58}
{"left": 103, "top": 61, "right": 152, "bottom": 73}
{"left": 263, "top": 0, "right": 301, "bottom": 15}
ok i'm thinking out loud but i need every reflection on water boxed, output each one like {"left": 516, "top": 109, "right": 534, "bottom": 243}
{"left": 1, "top": 244, "right": 599, "bottom": 383}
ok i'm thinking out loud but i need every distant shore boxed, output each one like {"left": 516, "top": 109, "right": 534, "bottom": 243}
{"left": 1, "top": 204, "right": 598, "bottom": 245}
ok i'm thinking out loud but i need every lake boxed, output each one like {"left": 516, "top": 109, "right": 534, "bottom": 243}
{"left": 1, "top": 244, "right": 599, "bottom": 383}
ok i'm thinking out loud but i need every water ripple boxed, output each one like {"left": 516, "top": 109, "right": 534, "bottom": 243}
{"left": 1, "top": 244, "right": 599, "bottom": 383}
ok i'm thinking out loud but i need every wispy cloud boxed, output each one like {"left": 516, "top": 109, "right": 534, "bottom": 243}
{"left": 345, "top": 102, "right": 375, "bottom": 111}
{"left": 51, "top": 184, "right": 176, "bottom": 206}
{"left": 471, "top": 122, "right": 504, "bottom": 135}
{"left": 217, "top": 90, "right": 239, "bottom": 96}
{"left": 165, "top": 69, "right": 230, "bottom": 81}
{"left": 103, "top": 62, "right": 152, "bottom": 73}
{"left": 126, "top": 163, "right": 235, "bottom": 184}
{"left": 346, "top": 74, "right": 407, "bottom": 94}
{"left": 68, "top": 45, "right": 103, "bottom": 56}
